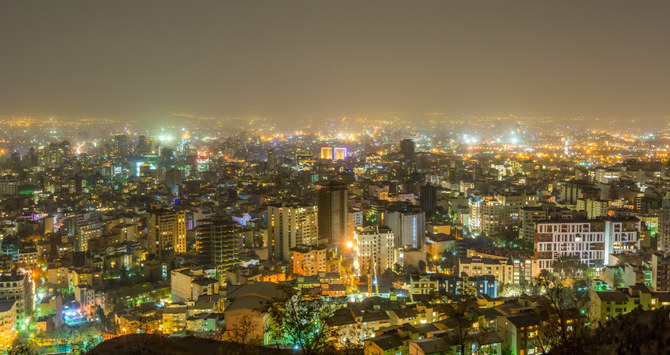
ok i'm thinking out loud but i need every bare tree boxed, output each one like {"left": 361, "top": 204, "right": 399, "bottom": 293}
{"left": 227, "top": 314, "right": 260, "bottom": 345}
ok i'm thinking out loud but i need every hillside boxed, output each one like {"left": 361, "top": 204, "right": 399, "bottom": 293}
{"left": 87, "top": 334, "right": 289, "bottom": 355}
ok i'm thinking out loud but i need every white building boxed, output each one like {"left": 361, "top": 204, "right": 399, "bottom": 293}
{"left": 353, "top": 226, "right": 396, "bottom": 276}
{"left": 534, "top": 218, "right": 640, "bottom": 276}
{"left": 384, "top": 208, "right": 425, "bottom": 249}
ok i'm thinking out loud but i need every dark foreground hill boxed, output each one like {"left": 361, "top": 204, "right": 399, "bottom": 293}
{"left": 550, "top": 307, "right": 670, "bottom": 354}
{"left": 87, "top": 334, "right": 290, "bottom": 355}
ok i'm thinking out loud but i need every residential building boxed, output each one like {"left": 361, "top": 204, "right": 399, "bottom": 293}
{"left": 291, "top": 245, "right": 327, "bottom": 276}
{"left": 171, "top": 267, "right": 219, "bottom": 303}
{"left": 147, "top": 209, "right": 186, "bottom": 257}
{"left": 659, "top": 199, "right": 670, "bottom": 252}
{"left": 162, "top": 304, "right": 188, "bottom": 334}
{"left": 0, "top": 273, "right": 30, "bottom": 323}
{"left": 652, "top": 253, "right": 670, "bottom": 291}
{"left": 196, "top": 217, "right": 242, "bottom": 277}
{"left": 496, "top": 313, "right": 541, "bottom": 355}
{"left": 384, "top": 206, "right": 426, "bottom": 249}
{"left": 534, "top": 218, "right": 641, "bottom": 276}
{"left": 519, "top": 207, "right": 547, "bottom": 250}
{"left": 590, "top": 285, "right": 670, "bottom": 324}
{"left": 354, "top": 226, "right": 396, "bottom": 276}
{"left": 444, "top": 275, "right": 498, "bottom": 298}
{"left": 267, "top": 203, "right": 318, "bottom": 262}
{"left": 469, "top": 197, "right": 504, "bottom": 237}
{"left": 0, "top": 301, "right": 17, "bottom": 348}
{"left": 459, "top": 257, "right": 514, "bottom": 285}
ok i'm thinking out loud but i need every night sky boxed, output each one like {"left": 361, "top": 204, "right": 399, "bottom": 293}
{"left": 1, "top": 0, "right": 668, "bottom": 123}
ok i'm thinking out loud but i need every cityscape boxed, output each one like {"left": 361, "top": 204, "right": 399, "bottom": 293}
{"left": 0, "top": 1, "right": 669, "bottom": 355}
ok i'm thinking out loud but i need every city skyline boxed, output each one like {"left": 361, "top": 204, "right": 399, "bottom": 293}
{"left": 2, "top": 1, "right": 670, "bottom": 354}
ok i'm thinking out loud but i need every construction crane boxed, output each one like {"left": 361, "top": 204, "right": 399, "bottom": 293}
{"left": 372, "top": 254, "right": 379, "bottom": 296}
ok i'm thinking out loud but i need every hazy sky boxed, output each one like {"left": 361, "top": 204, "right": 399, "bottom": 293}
{"left": 1, "top": 0, "right": 668, "bottom": 123}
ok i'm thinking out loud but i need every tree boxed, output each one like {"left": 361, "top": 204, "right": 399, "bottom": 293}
{"left": 95, "top": 305, "right": 108, "bottom": 330}
{"left": 443, "top": 295, "right": 479, "bottom": 355}
{"left": 393, "top": 263, "right": 403, "bottom": 274}
{"left": 439, "top": 250, "right": 458, "bottom": 273}
{"left": 380, "top": 268, "right": 398, "bottom": 285}
{"left": 551, "top": 255, "right": 587, "bottom": 280}
{"left": 8, "top": 338, "right": 36, "bottom": 355}
{"left": 418, "top": 260, "right": 427, "bottom": 273}
{"left": 534, "top": 269, "right": 588, "bottom": 353}
{"left": 263, "top": 286, "right": 334, "bottom": 354}
{"left": 501, "top": 283, "right": 522, "bottom": 297}
{"left": 227, "top": 314, "right": 260, "bottom": 345}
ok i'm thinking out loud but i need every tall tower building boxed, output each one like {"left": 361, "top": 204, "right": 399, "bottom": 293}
{"left": 113, "top": 134, "right": 131, "bottom": 157}
{"left": 75, "top": 212, "right": 102, "bottom": 252}
{"left": 419, "top": 184, "right": 438, "bottom": 216}
{"left": 147, "top": 209, "right": 186, "bottom": 258}
{"left": 333, "top": 147, "right": 347, "bottom": 161}
{"left": 268, "top": 203, "right": 318, "bottom": 262}
{"left": 317, "top": 181, "right": 348, "bottom": 250}
{"left": 320, "top": 147, "right": 334, "bottom": 160}
{"left": 400, "top": 139, "right": 415, "bottom": 162}
{"left": 196, "top": 217, "right": 242, "bottom": 277}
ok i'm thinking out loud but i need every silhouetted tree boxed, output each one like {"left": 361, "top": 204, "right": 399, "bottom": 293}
{"left": 263, "top": 285, "right": 334, "bottom": 354}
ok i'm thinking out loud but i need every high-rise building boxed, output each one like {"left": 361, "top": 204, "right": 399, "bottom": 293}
{"left": 196, "top": 217, "right": 242, "bottom": 276}
{"left": 400, "top": 139, "right": 415, "bottom": 162}
{"left": 652, "top": 253, "right": 670, "bottom": 292}
{"left": 333, "top": 147, "right": 347, "bottom": 161}
{"left": 148, "top": 209, "right": 187, "bottom": 258}
{"left": 534, "top": 218, "right": 641, "bottom": 276}
{"left": 384, "top": 206, "right": 426, "bottom": 249}
{"left": 75, "top": 213, "right": 102, "bottom": 252}
{"left": 419, "top": 184, "right": 438, "bottom": 216}
{"left": 268, "top": 203, "right": 318, "bottom": 262}
{"left": 320, "top": 147, "right": 347, "bottom": 161}
{"left": 113, "top": 134, "right": 131, "bottom": 157}
{"left": 291, "top": 245, "right": 327, "bottom": 276}
{"left": 495, "top": 191, "right": 541, "bottom": 229}
{"left": 317, "top": 181, "right": 348, "bottom": 250}
{"left": 353, "top": 226, "right": 396, "bottom": 276}
{"left": 43, "top": 141, "right": 71, "bottom": 167}
{"left": 469, "top": 197, "right": 504, "bottom": 237}
{"left": 320, "top": 147, "right": 334, "bottom": 160}
{"left": 659, "top": 199, "right": 670, "bottom": 252}
{"left": 347, "top": 208, "right": 364, "bottom": 241}
{"left": 559, "top": 181, "right": 599, "bottom": 205}
{"left": 136, "top": 135, "right": 147, "bottom": 154}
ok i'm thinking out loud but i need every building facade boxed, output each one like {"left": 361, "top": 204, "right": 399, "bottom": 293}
{"left": 147, "top": 209, "right": 186, "bottom": 257}
{"left": 268, "top": 203, "right": 318, "bottom": 262}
